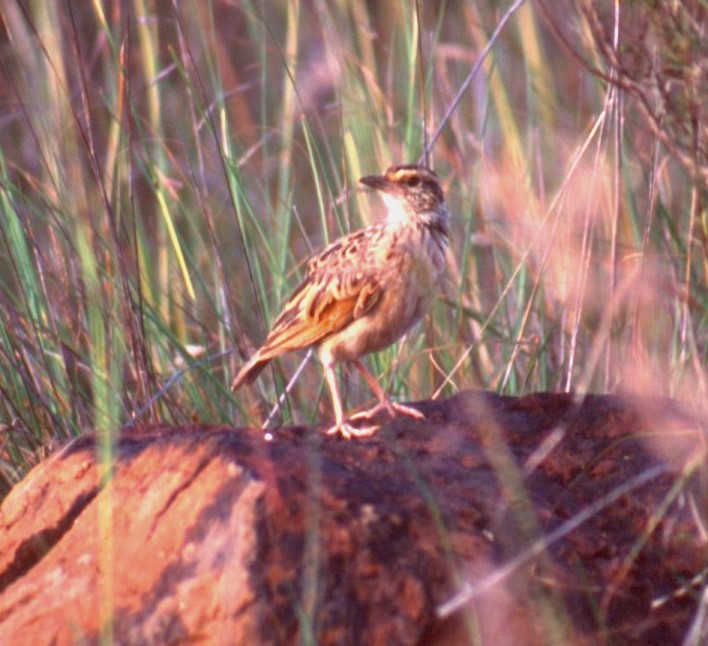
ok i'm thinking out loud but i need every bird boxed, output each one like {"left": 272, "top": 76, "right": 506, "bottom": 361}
{"left": 231, "top": 164, "right": 450, "bottom": 439}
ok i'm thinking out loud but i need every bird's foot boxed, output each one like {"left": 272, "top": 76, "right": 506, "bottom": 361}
{"left": 325, "top": 421, "right": 380, "bottom": 440}
{"left": 388, "top": 401, "right": 425, "bottom": 420}
{"left": 350, "top": 400, "right": 425, "bottom": 424}
{"left": 326, "top": 401, "right": 424, "bottom": 439}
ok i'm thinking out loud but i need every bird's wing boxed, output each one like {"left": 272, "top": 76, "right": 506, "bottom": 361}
{"left": 255, "top": 226, "right": 385, "bottom": 358}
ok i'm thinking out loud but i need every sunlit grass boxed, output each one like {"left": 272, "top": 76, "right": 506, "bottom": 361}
{"left": 0, "top": 0, "right": 704, "bottom": 488}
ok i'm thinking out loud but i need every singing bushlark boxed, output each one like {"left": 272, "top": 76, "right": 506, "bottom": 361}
{"left": 231, "top": 164, "right": 449, "bottom": 438}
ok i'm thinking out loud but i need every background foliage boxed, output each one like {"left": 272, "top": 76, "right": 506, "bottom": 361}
{"left": 0, "top": 0, "right": 705, "bottom": 495}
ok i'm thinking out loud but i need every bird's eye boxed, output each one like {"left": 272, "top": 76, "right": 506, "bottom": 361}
{"left": 406, "top": 176, "right": 421, "bottom": 187}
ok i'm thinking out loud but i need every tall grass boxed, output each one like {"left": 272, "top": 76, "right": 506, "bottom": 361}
{"left": 0, "top": 1, "right": 704, "bottom": 490}
{"left": 0, "top": 2, "right": 705, "bottom": 642}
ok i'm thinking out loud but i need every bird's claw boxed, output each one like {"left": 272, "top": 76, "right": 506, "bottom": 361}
{"left": 350, "top": 401, "right": 425, "bottom": 424}
{"left": 388, "top": 402, "right": 425, "bottom": 419}
{"left": 325, "top": 422, "right": 380, "bottom": 439}
{"left": 326, "top": 401, "right": 424, "bottom": 439}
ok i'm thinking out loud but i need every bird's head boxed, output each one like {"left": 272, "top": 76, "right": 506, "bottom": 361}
{"left": 360, "top": 164, "right": 446, "bottom": 225}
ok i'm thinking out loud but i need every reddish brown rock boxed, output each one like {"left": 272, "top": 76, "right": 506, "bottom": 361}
{"left": 0, "top": 392, "right": 705, "bottom": 645}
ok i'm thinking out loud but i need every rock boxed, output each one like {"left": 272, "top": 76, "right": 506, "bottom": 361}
{"left": 0, "top": 392, "right": 705, "bottom": 645}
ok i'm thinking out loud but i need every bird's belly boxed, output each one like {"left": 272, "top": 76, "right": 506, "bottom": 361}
{"left": 320, "top": 246, "right": 442, "bottom": 363}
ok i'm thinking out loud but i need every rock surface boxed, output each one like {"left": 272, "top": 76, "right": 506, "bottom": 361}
{"left": 0, "top": 391, "right": 705, "bottom": 645}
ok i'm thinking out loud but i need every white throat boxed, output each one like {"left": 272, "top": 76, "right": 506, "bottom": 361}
{"left": 381, "top": 193, "right": 412, "bottom": 225}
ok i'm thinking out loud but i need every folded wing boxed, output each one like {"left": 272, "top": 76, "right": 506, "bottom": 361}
{"left": 231, "top": 228, "right": 384, "bottom": 388}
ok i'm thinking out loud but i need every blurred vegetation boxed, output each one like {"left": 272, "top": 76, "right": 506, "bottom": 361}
{"left": 0, "top": 0, "right": 705, "bottom": 496}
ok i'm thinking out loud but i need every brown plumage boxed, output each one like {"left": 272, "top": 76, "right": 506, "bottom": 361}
{"left": 232, "top": 164, "right": 449, "bottom": 438}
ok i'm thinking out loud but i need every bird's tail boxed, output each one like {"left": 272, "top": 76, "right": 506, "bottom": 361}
{"left": 231, "top": 353, "right": 271, "bottom": 391}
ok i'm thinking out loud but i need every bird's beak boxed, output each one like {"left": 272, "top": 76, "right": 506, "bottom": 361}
{"left": 359, "top": 174, "right": 396, "bottom": 194}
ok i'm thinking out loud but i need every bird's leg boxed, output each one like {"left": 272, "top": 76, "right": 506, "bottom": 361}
{"left": 349, "top": 359, "right": 424, "bottom": 422}
{"left": 323, "top": 361, "right": 378, "bottom": 439}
